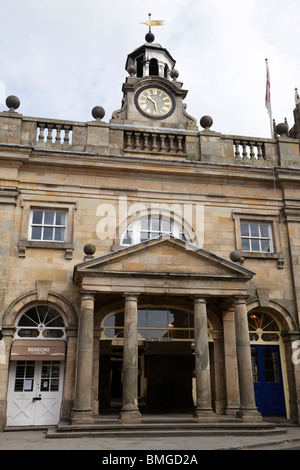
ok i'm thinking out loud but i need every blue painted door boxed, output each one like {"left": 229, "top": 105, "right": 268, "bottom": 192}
{"left": 251, "top": 345, "right": 286, "bottom": 415}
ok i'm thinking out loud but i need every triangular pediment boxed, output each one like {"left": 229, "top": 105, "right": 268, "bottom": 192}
{"left": 74, "top": 236, "right": 254, "bottom": 283}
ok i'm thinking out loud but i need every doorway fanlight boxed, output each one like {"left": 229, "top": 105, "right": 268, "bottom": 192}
{"left": 15, "top": 305, "right": 66, "bottom": 340}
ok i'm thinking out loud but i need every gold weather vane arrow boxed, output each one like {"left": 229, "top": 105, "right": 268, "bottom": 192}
{"left": 140, "top": 13, "right": 165, "bottom": 31}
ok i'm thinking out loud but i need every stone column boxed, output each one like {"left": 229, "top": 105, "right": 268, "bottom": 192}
{"left": 120, "top": 294, "right": 142, "bottom": 423}
{"left": 222, "top": 304, "right": 240, "bottom": 416}
{"left": 61, "top": 328, "right": 77, "bottom": 422}
{"left": 193, "top": 297, "right": 216, "bottom": 420}
{"left": 234, "top": 296, "right": 262, "bottom": 422}
{"left": 72, "top": 292, "right": 95, "bottom": 424}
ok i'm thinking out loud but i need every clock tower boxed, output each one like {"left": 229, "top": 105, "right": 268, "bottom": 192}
{"left": 111, "top": 27, "right": 197, "bottom": 130}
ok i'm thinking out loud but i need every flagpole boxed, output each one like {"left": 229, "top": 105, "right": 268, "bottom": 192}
{"left": 265, "top": 59, "right": 274, "bottom": 138}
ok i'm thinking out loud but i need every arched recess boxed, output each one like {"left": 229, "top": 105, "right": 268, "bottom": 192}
{"left": 3, "top": 290, "right": 78, "bottom": 330}
{"left": 96, "top": 297, "right": 218, "bottom": 410}
{"left": 95, "top": 297, "right": 219, "bottom": 340}
{"left": 246, "top": 298, "right": 297, "bottom": 333}
{"left": 113, "top": 206, "right": 199, "bottom": 249}
{"left": 246, "top": 298, "right": 296, "bottom": 419}
{"left": 2, "top": 291, "right": 78, "bottom": 425}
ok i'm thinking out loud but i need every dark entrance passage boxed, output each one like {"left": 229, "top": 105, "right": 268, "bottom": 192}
{"left": 146, "top": 352, "right": 194, "bottom": 409}
{"left": 98, "top": 342, "right": 195, "bottom": 411}
{"left": 251, "top": 345, "right": 286, "bottom": 415}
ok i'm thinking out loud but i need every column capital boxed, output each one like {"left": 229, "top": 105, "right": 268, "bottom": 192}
{"left": 79, "top": 290, "right": 96, "bottom": 300}
{"left": 192, "top": 296, "right": 208, "bottom": 304}
{"left": 123, "top": 293, "right": 140, "bottom": 301}
{"left": 233, "top": 295, "right": 249, "bottom": 304}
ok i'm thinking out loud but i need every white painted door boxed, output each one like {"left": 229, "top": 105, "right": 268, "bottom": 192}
{"left": 7, "top": 360, "right": 64, "bottom": 426}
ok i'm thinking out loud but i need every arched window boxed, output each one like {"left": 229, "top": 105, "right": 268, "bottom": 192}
{"left": 248, "top": 311, "right": 280, "bottom": 343}
{"left": 121, "top": 215, "right": 188, "bottom": 246}
{"left": 102, "top": 308, "right": 213, "bottom": 342}
{"left": 149, "top": 58, "right": 159, "bottom": 76}
{"left": 15, "top": 305, "right": 66, "bottom": 340}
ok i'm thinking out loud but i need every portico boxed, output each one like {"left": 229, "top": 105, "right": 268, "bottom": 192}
{"left": 71, "top": 235, "right": 261, "bottom": 424}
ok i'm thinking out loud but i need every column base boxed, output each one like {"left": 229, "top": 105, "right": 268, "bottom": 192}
{"left": 71, "top": 409, "right": 94, "bottom": 425}
{"left": 193, "top": 408, "right": 218, "bottom": 422}
{"left": 225, "top": 406, "right": 240, "bottom": 417}
{"left": 120, "top": 404, "right": 142, "bottom": 424}
{"left": 238, "top": 407, "right": 262, "bottom": 423}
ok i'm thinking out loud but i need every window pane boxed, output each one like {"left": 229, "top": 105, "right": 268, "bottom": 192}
{"left": 251, "top": 348, "right": 260, "bottom": 382}
{"left": 31, "top": 226, "right": 42, "bottom": 239}
{"left": 44, "top": 211, "right": 55, "bottom": 225}
{"left": 43, "top": 227, "right": 53, "bottom": 240}
{"left": 122, "top": 231, "right": 132, "bottom": 245}
{"left": 138, "top": 310, "right": 147, "bottom": 327}
{"left": 250, "top": 224, "right": 259, "bottom": 237}
{"left": 263, "top": 348, "right": 280, "bottom": 383}
{"left": 151, "top": 217, "right": 160, "bottom": 231}
{"left": 18, "top": 328, "right": 39, "bottom": 337}
{"left": 161, "top": 218, "right": 171, "bottom": 232}
{"left": 55, "top": 212, "right": 65, "bottom": 225}
{"left": 261, "top": 239, "right": 271, "bottom": 252}
{"left": 241, "top": 223, "right": 249, "bottom": 236}
{"left": 260, "top": 224, "right": 270, "bottom": 237}
{"left": 140, "top": 231, "right": 149, "bottom": 242}
{"left": 54, "top": 227, "right": 64, "bottom": 241}
{"left": 103, "top": 328, "right": 115, "bottom": 338}
{"left": 141, "top": 218, "right": 149, "bottom": 231}
{"left": 42, "top": 329, "right": 64, "bottom": 338}
{"left": 251, "top": 238, "right": 260, "bottom": 251}
{"left": 147, "top": 309, "right": 168, "bottom": 328}
{"left": 104, "top": 315, "right": 115, "bottom": 327}
{"left": 43, "top": 307, "right": 65, "bottom": 327}
{"left": 241, "top": 238, "right": 250, "bottom": 251}
{"left": 32, "top": 210, "right": 43, "bottom": 224}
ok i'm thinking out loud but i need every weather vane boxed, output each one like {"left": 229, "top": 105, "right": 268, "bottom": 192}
{"left": 140, "top": 13, "right": 165, "bottom": 33}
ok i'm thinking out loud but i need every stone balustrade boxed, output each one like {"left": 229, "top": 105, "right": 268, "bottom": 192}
{"left": 0, "top": 110, "right": 299, "bottom": 166}
{"left": 233, "top": 139, "right": 265, "bottom": 161}
{"left": 36, "top": 121, "right": 73, "bottom": 145}
{"left": 123, "top": 129, "right": 186, "bottom": 155}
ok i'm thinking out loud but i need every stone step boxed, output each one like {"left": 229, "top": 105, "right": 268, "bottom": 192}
{"left": 46, "top": 417, "right": 287, "bottom": 439}
{"left": 46, "top": 425, "right": 287, "bottom": 439}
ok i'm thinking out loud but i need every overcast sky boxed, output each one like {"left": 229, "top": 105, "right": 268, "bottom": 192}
{"left": 0, "top": 0, "right": 299, "bottom": 138}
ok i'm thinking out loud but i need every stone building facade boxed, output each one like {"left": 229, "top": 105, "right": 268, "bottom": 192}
{"left": 1, "top": 31, "right": 300, "bottom": 430}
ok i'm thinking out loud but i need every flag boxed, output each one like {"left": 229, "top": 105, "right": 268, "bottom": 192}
{"left": 265, "top": 59, "right": 272, "bottom": 116}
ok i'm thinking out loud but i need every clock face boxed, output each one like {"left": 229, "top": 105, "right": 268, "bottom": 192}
{"left": 135, "top": 86, "right": 175, "bottom": 120}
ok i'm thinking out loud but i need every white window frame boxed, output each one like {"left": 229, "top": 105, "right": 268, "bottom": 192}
{"left": 18, "top": 198, "right": 76, "bottom": 259}
{"left": 121, "top": 215, "right": 187, "bottom": 246}
{"left": 29, "top": 209, "right": 67, "bottom": 243}
{"left": 240, "top": 221, "right": 273, "bottom": 253}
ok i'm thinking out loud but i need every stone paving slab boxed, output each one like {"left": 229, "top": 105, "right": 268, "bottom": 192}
{"left": 1, "top": 426, "right": 300, "bottom": 451}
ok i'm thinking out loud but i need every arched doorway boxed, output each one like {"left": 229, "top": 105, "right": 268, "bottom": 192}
{"left": 6, "top": 305, "right": 67, "bottom": 427}
{"left": 248, "top": 310, "right": 288, "bottom": 416}
{"left": 99, "top": 305, "right": 213, "bottom": 411}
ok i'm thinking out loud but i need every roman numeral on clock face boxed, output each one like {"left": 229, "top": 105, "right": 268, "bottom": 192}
{"left": 136, "top": 87, "right": 175, "bottom": 119}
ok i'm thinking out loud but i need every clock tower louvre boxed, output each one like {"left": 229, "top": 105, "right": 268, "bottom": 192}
{"left": 110, "top": 32, "right": 198, "bottom": 132}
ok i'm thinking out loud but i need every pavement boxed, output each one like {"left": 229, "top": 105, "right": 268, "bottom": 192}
{"left": 1, "top": 425, "right": 300, "bottom": 451}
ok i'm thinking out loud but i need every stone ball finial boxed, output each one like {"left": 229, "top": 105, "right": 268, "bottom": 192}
{"left": 170, "top": 69, "right": 179, "bottom": 81}
{"left": 275, "top": 121, "right": 289, "bottom": 137}
{"left": 6, "top": 95, "right": 20, "bottom": 112}
{"left": 145, "top": 32, "right": 155, "bottom": 43}
{"left": 128, "top": 65, "right": 137, "bottom": 76}
{"left": 200, "top": 115, "right": 213, "bottom": 130}
{"left": 230, "top": 250, "right": 244, "bottom": 264}
{"left": 84, "top": 243, "right": 96, "bottom": 256}
{"left": 91, "top": 106, "right": 105, "bottom": 121}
